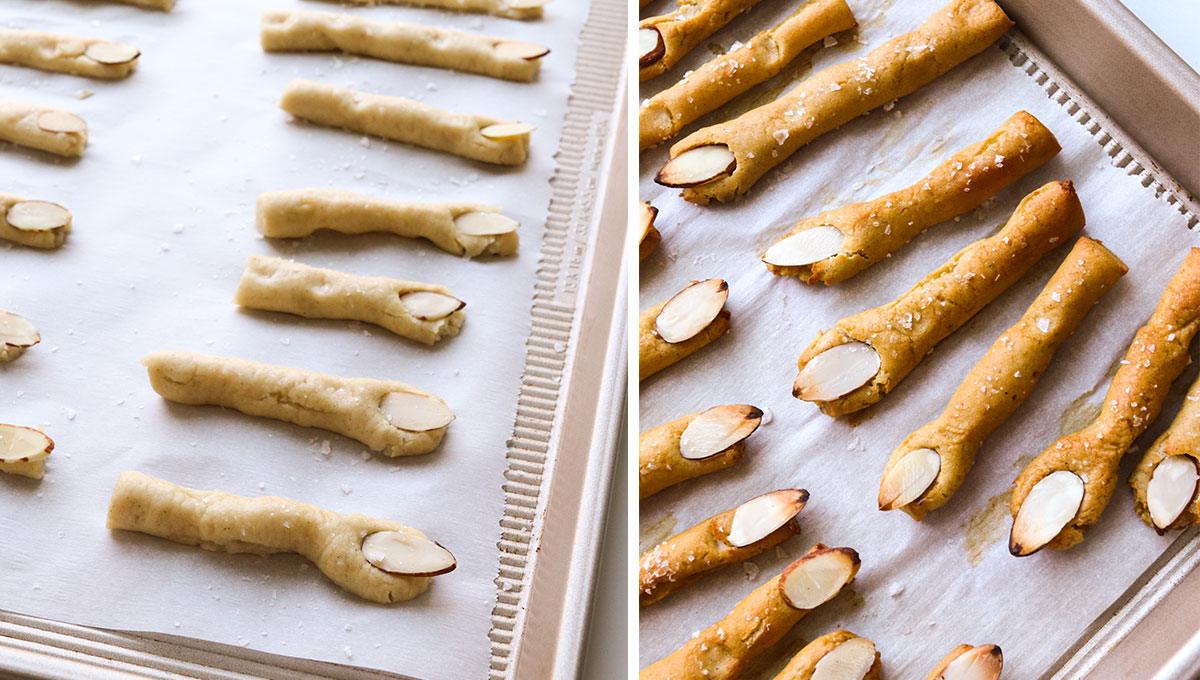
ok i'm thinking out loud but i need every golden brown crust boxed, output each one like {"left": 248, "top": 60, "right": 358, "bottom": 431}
{"left": 639, "top": 410, "right": 745, "bottom": 499}
{"left": 639, "top": 0, "right": 765, "bottom": 82}
{"left": 771, "top": 630, "right": 882, "bottom": 680}
{"left": 1130, "top": 371, "right": 1200, "bottom": 532}
{"left": 923, "top": 644, "right": 974, "bottom": 680}
{"left": 639, "top": 297, "right": 732, "bottom": 381}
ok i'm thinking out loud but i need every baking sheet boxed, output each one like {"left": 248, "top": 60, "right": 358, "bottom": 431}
{"left": 0, "top": 0, "right": 590, "bottom": 678}
{"left": 638, "top": 0, "right": 1200, "bottom": 677}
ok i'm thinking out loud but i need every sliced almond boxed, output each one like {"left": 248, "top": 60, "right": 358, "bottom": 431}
{"left": 399, "top": 291, "right": 464, "bottom": 321}
{"left": 1147, "top": 454, "right": 1200, "bottom": 530}
{"left": 379, "top": 391, "right": 455, "bottom": 432}
{"left": 778, "top": 546, "right": 859, "bottom": 610}
{"left": 7, "top": 201, "right": 71, "bottom": 233}
{"left": 508, "top": 0, "right": 550, "bottom": 8}
{"left": 84, "top": 42, "right": 140, "bottom": 66}
{"left": 0, "top": 311, "right": 40, "bottom": 351}
{"left": 763, "top": 226, "right": 846, "bottom": 267}
{"left": 454, "top": 211, "right": 519, "bottom": 236}
{"left": 812, "top": 638, "right": 877, "bottom": 680}
{"left": 638, "top": 26, "right": 665, "bottom": 69}
{"left": 879, "top": 448, "right": 940, "bottom": 511}
{"left": 655, "top": 145, "right": 736, "bottom": 188}
{"left": 36, "top": 111, "right": 87, "bottom": 134}
{"left": 1010, "top": 470, "right": 1084, "bottom": 556}
{"left": 362, "top": 531, "right": 456, "bottom": 576}
{"left": 480, "top": 122, "right": 535, "bottom": 140}
{"left": 679, "top": 403, "right": 761, "bottom": 460}
{"left": 0, "top": 425, "right": 53, "bottom": 463}
{"left": 639, "top": 201, "right": 658, "bottom": 240}
{"left": 726, "top": 489, "right": 807, "bottom": 547}
{"left": 938, "top": 644, "right": 1003, "bottom": 680}
{"left": 655, "top": 278, "right": 728, "bottom": 344}
{"left": 494, "top": 40, "right": 550, "bottom": 60}
{"left": 794, "top": 341, "right": 880, "bottom": 402}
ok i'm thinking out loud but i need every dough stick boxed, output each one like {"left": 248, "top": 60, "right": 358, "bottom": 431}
{"left": 0, "top": 425, "right": 53, "bottom": 479}
{"left": 793, "top": 181, "right": 1084, "bottom": 418}
{"left": 764, "top": 111, "right": 1061, "bottom": 284}
{"left": 1010, "top": 248, "right": 1200, "bottom": 555}
{"left": 280, "top": 79, "right": 533, "bottom": 166}
{"left": 112, "top": 0, "right": 175, "bottom": 9}
{"left": 0, "top": 101, "right": 87, "bottom": 157}
{"left": 640, "top": 544, "right": 861, "bottom": 680}
{"left": 0, "top": 193, "right": 71, "bottom": 249}
{"left": 235, "top": 256, "right": 466, "bottom": 346}
{"left": 657, "top": 0, "right": 1013, "bottom": 204}
{"left": 640, "top": 489, "right": 807, "bottom": 605}
{"left": 261, "top": 10, "right": 549, "bottom": 83}
{"left": 771, "top": 631, "right": 881, "bottom": 680}
{"left": 106, "top": 471, "right": 455, "bottom": 603}
{"left": 639, "top": 0, "right": 765, "bottom": 82}
{"left": 640, "top": 278, "right": 731, "bottom": 380}
{"left": 639, "top": 404, "right": 763, "bottom": 499}
{"left": 924, "top": 644, "right": 1003, "bottom": 680}
{"left": 879, "top": 238, "right": 1127, "bottom": 520}
{"left": 143, "top": 351, "right": 454, "bottom": 457}
{"left": 310, "top": 0, "right": 549, "bottom": 21}
{"left": 255, "top": 189, "right": 519, "bottom": 258}
{"left": 639, "top": 201, "right": 660, "bottom": 261}
{"left": 639, "top": 0, "right": 857, "bottom": 150}
{"left": 1131, "top": 371, "right": 1200, "bottom": 533}
{"left": 0, "top": 30, "right": 140, "bottom": 79}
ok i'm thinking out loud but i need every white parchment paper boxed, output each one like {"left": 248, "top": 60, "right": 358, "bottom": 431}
{"left": 0, "top": 1, "right": 589, "bottom": 677}
{"left": 639, "top": 0, "right": 1200, "bottom": 676}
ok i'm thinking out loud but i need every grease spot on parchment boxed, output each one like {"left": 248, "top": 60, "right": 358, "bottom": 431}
{"left": 1059, "top": 355, "right": 1124, "bottom": 436}
{"left": 963, "top": 489, "right": 1012, "bottom": 567}
{"left": 639, "top": 512, "right": 677, "bottom": 553}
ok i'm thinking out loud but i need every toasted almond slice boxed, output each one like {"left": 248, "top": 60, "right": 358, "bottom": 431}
{"left": 812, "top": 638, "right": 877, "bottom": 680}
{"left": 879, "top": 448, "right": 940, "bottom": 511}
{"left": 639, "top": 201, "right": 658, "bottom": 240}
{"left": 84, "top": 42, "right": 140, "bottom": 65}
{"left": 0, "top": 425, "right": 53, "bottom": 463}
{"left": 726, "top": 489, "right": 807, "bottom": 547}
{"left": 638, "top": 26, "right": 665, "bottom": 69}
{"left": 0, "top": 310, "right": 40, "bottom": 350}
{"left": 763, "top": 226, "right": 846, "bottom": 267}
{"left": 454, "top": 211, "right": 519, "bottom": 236}
{"left": 36, "top": 111, "right": 87, "bottom": 134}
{"left": 494, "top": 40, "right": 550, "bottom": 61}
{"left": 779, "top": 547, "right": 859, "bottom": 610}
{"left": 480, "top": 122, "right": 535, "bottom": 139}
{"left": 794, "top": 342, "right": 881, "bottom": 402}
{"left": 400, "top": 291, "right": 465, "bottom": 322}
{"left": 362, "top": 531, "right": 456, "bottom": 576}
{"left": 655, "top": 278, "right": 728, "bottom": 343}
{"left": 379, "top": 391, "right": 455, "bottom": 432}
{"left": 7, "top": 201, "right": 71, "bottom": 233}
{"left": 1010, "top": 470, "right": 1084, "bottom": 556}
{"left": 655, "top": 145, "right": 736, "bottom": 188}
{"left": 679, "top": 403, "right": 761, "bottom": 460}
{"left": 938, "top": 645, "right": 1003, "bottom": 680}
{"left": 1147, "top": 454, "right": 1200, "bottom": 530}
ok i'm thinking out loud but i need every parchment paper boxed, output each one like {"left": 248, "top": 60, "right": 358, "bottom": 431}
{"left": 0, "top": 0, "right": 588, "bottom": 677}
{"left": 638, "top": 0, "right": 1200, "bottom": 676}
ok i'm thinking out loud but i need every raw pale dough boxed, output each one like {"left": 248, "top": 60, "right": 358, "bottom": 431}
{"left": 255, "top": 189, "right": 519, "bottom": 257}
{"left": 112, "top": 0, "right": 175, "bottom": 9}
{"left": 0, "top": 192, "right": 72, "bottom": 249}
{"left": 0, "top": 29, "right": 139, "bottom": 79}
{"left": 639, "top": 0, "right": 765, "bottom": 81}
{"left": 310, "top": 0, "right": 548, "bottom": 21}
{"left": 262, "top": 10, "right": 546, "bottom": 82}
{"left": 280, "top": 79, "right": 532, "bottom": 166}
{"left": 142, "top": 351, "right": 453, "bottom": 456}
{"left": 0, "top": 101, "right": 87, "bottom": 157}
{"left": 234, "top": 255, "right": 465, "bottom": 345}
{"left": 106, "top": 471, "right": 442, "bottom": 603}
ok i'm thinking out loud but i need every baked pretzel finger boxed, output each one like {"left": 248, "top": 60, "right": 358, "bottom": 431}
{"left": 1131, "top": 371, "right": 1200, "bottom": 533}
{"left": 639, "top": 403, "right": 763, "bottom": 499}
{"left": 771, "top": 631, "right": 881, "bottom": 680}
{"left": 924, "top": 644, "right": 1003, "bottom": 680}
{"left": 879, "top": 237, "right": 1126, "bottom": 520}
{"left": 0, "top": 193, "right": 71, "bottom": 249}
{"left": 1010, "top": 248, "right": 1200, "bottom": 555}
{"left": 793, "top": 181, "right": 1084, "bottom": 417}
{"left": 639, "top": 0, "right": 765, "bottom": 82}
{"left": 764, "top": 111, "right": 1060, "bottom": 284}
{"left": 640, "top": 278, "right": 731, "bottom": 380}
{"left": 0, "top": 29, "right": 140, "bottom": 79}
{"left": 639, "top": 201, "right": 661, "bottom": 262}
{"left": 640, "top": 544, "right": 861, "bottom": 680}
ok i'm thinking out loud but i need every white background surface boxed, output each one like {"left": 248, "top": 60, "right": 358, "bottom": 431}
{"left": 1119, "top": 0, "right": 1200, "bottom": 68}
{"left": 0, "top": 1, "right": 590, "bottom": 678}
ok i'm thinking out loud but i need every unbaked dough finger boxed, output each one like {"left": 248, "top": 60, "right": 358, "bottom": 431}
{"left": 143, "top": 351, "right": 454, "bottom": 457}
{"left": 0, "top": 101, "right": 87, "bottom": 157}
{"left": 255, "top": 189, "right": 519, "bottom": 257}
{"left": 0, "top": 29, "right": 140, "bottom": 79}
{"left": 310, "top": 0, "right": 549, "bottom": 20}
{"left": 111, "top": 0, "right": 175, "bottom": 9}
{"left": 657, "top": 0, "right": 1012, "bottom": 204}
{"left": 764, "top": 111, "right": 1060, "bottom": 285}
{"left": 639, "top": 278, "right": 731, "bottom": 380}
{"left": 1010, "top": 248, "right": 1200, "bottom": 554}
{"left": 639, "top": 201, "right": 660, "bottom": 262}
{"left": 0, "top": 424, "right": 53, "bottom": 479}
{"left": 879, "top": 237, "right": 1126, "bottom": 520}
{"left": 0, "top": 193, "right": 71, "bottom": 249}
{"left": 639, "top": 0, "right": 766, "bottom": 82}
{"left": 771, "top": 631, "right": 882, "bottom": 680}
{"left": 106, "top": 471, "right": 455, "bottom": 603}
{"left": 280, "top": 79, "right": 532, "bottom": 166}
{"left": 1131, "top": 371, "right": 1200, "bottom": 533}
{"left": 640, "top": 544, "right": 860, "bottom": 680}
{"left": 794, "top": 180, "right": 1084, "bottom": 418}
{"left": 235, "top": 256, "right": 465, "bottom": 346}
{"left": 639, "top": 404, "right": 763, "bottom": 499}
{"left": 262, "top": 10, "right": 547, "bottom": 82}
{"left": 639, "top": 0, "right": 856, "bottom": 150}
{"left": 0, "top": 309, "right": 40, "bottom": 363}
{"left": 923, "top": 644, "right": 1003, "bottom": 680}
